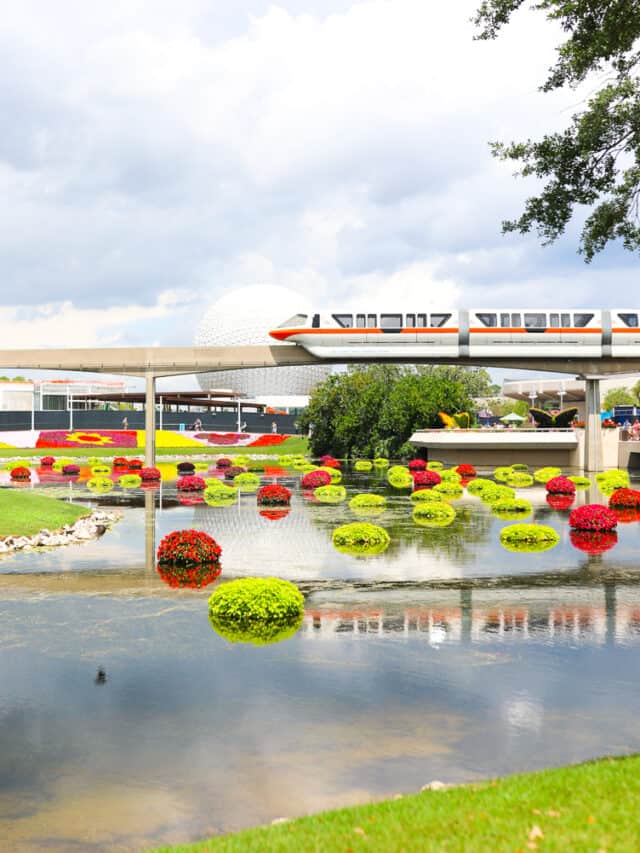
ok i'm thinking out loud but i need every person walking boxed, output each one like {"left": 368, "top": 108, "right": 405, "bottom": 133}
{"left": 632, "top": 419, "right": 640, "bottom": 441}
{"left": 193, "top": 417, "right": 202, "bottom": 431}
{"left": 121, "top": 416, "right": 128, "bottom": 430}
{"left": 271, "top": 421, "right": 278, "bottom": 434}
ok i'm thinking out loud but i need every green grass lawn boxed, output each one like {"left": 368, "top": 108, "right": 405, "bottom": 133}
{"left": 0, "top": 489, "right": 89, "bottom": 537}
{"left": 0, "top": 436, "right": 310, "bottom": 459}
{"left": 149, "top": 755, "right": 640, "bottom": 852}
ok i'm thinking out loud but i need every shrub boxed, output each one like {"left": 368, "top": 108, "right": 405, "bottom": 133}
{"left": 499, "top": 524, "right": 560, "bottom": 552}
{"left": 216, "top": 457, "right": 233, "bottom": 469}
{"left": 609, "top": 488, "right": 640, "bottom": 508}
{"left": 127, "top": 459, "right": 143, "bottom": 470}
{"left": 157, "top": 529, "right": 222, "bottom": 567}
{"left": 494, "top": 466, "right": 513, "bottom": 482}
{"left": 440, "top": 469, "right": 462, "bottom": 482}
{"left": 408, "top": 459, "right": 427, "bottom": 471}
{"left": 354, "top": 460, "right": 373, "bottom": 471}
{"left": 140, "top": 467, "right": 161, "bottom": 481}
{"left": 433, "top": 482, "right": 464, "bottom": 499}
{"left": 569, "top": 504, "right": 618, "bottom": 531}
{"left": 119, "top": 474, "right": 142, "bottom": 488}
{"left": 176, "top": 475, "right": 206, "bottom": 491}
{"left": 510, "top": 463, "right": 529, "bottom": 472}
{"left": 412, "top": 470, "right": 441, "bottom": 489}
{"left": 177, "top": 461, "right": 196, "bottom": 473}
{"left": 332, "top": 522, "right": 390, "bottom": 555}
{"left": 426, "top": 460, "right": 444, "bottom": 470}
{"left": 349, "top": 493, "right": 386, "bottom": 509}
{"left": 204, "top": 483, "right": 238, "bottom": 506}
{"left": 314, "top": 485, "right": 347, "bottom": 504}
{"left": 373, "top": 457, "right": 390, "bottom": 468}
{"left": 595, "top": 469, "right": 630, "bottom": 494}
{"left": 231, "top": 455, "right": 250, "bottom": 467}
{"left": 481, "top": 485, "right": 516, "bottom": 504}
{"left": 456, "top": 463, "right": 477, "bottom": 477}
{"left": 10, "top": 466, "right": 31, "bottom": 480}
{"left": 570, "top": 530, "right": 618, "bottom": 555}
{"left": 506, "top": 472, "right": 534, "bottom": 487}
{"left": 412, "top": 501, "right": 456, "bottom": 527}
{"left": 320, "top": 455, "right": 341, "bottom": 468}
{"left": 40, "top": 456, "right": 55, "bottom": 466}
{"left": 568, "top": 475, "right": 591, "bottom": 489}
{"left": 233, "top": 472, "right": 261, "bottom": 490}
{"left": 62, "top": 464, "right": 80, "bottom": 475}
{"left": 277, "top": 454, "right": 294, "bottom": 467}
{"left": 87, "top": 477, "right": 114, "bottom": 493}
{"left": 545, "top": 476, "right": 576, "bottom": 495}
{"left": 533, "top": 466, "right": 562, "bottom": 484}
{"left": 257, "top": 484, "right": 291, "bottom": 506}
{"left": 387, "top": 466, "right": 413, "bottom": 488}
{"left": 113, "top": 457, "right": 129, "bottom": 468}
{"left": 491, "top": 498, "right": 533, "bottom": 519}
{"left": 208, "top": 578, "right": 304, "bottom": 645}
{"left": 466, "top": 478, "right": 496, "bottom": 496}
{"left": 410, "top": 489, "right": 444, "bottom": 503}
{"left": 301, "top": 470, "right": 332, "bottom": 489}
{"left": 224, "top": 466, "right": 246, "bottom": 479}
{"left": 91, "top": 465, "right": 111, "bottom": 475}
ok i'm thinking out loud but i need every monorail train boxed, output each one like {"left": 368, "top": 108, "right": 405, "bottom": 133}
{"left": 269, "top": 309, "right": 640, "bottom": 358}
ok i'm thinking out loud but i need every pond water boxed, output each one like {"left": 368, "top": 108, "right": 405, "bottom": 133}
{"left": 1, "top": 464, "right": 640, "bottom": 852}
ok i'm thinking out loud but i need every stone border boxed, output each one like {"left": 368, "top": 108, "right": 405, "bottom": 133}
{"left": 0, "top": 510, "right": 122, "bottom": 555}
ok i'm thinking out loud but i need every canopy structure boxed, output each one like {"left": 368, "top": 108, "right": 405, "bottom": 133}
{"left": 500, "top": 412, "right": 526, "bottom": 423}
{"left": 69, "top": 390, "right": 266, "bottom": 412}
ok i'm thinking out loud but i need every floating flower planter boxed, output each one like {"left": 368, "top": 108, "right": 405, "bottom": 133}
{"left": 216, "top": 457, "right": 233, "bottom": 469}
{"left": 349, "top": 493, "right": 386, "bottom": 509}
{"left": 61, "top": 464, "right": 80, "bottom": 476}
{"left": 10, "top": 466, "right": 31, "bottom": 481}
{"left": 233, "top": 472, "right": 261, "bottom": 491}
{"left": 354, "top": 460, "right": 373, "bottom": 472}
{"left": 480, "top": 485, "right": 516, "bottom": 504}
{"left": 332, "top": 522, "right": 390, "bottom": 555}
{"left": 118, "top": 474, "right": 142, "bottom": 488}
{"left": 301, "top": 470, "right": 332, "bottom": 489}
{"left": 491, "top": 498, "right": 533, "bottom": 520}
{"left": 499, "top": 524, "right": 560, "bottom": 553}
{"left": 157, "top": 529, "right": 222, "bottom": 576}
{"left": 410, "top": 489, "right": 445, "bottom": 503}
{"left": 314, "top": 485, "right": 347, "bottom": 504}
{"left": 208, "top": 578, "right": 304, "bottom": 645}
{"left": 176, "top": 475, "right": 206, "bottom": 492}
{"left": 177, "top": 461, "right": 196, "bottom": 473}
{"left": 569, "top": 504, "right": 617, "bottom": 531}
{"left": 426, "top": 461, "right": 443, "bottom": 470}
{"left": 456, "top": 463, "right": 477, "bottom": 477}
{"left": 506, "top": 472, "right": 534, "bottom": 487}
{"left": 91, "top": 465, "right": 111, "bottom": 476}
{"left": 608, "top": 488, "right": 640, "bottom": 508}
{"left": 40, "top": 456, "right": 55, "bottom": 467}
{"left": 433, "top": 482, "right": 464, "bottom": 500}
{"left": 533, "top": 466, "right": 562, "bottom": 484}
{"left": 412, "top": 501, "right": 456, "bottom": 527}
{"left": 113, "top": 457, "right": 129, "bottom": 468}
{"left": 595, "top": 469, "right": 630, "bottom": 495}
{"left": 387, "top": 465, "right": 413, "bottom": 489}
{"left": 373, "top": 457, "right": 389, "bottom": 468}
{"left": 140, "top": 467, "right": 161, "bottom": 481}
{"left": 567, "top": 475, "right": 591, "bottom": 489}
{"left": 413, "top": 470, "right": 441, "bottom": 489}
{"left": 493, "top": 466, "right": 513, "bottom": 482}
{"left": 127, "top": 459, "right": 143, "bottom": 470}
{"left": 87, "top": 477, "right": 114, "bottom": 493}
{"left": 545, "top": 476, "right": 576, "bottom": 495}
{"left": 466, "top": 478, "right": 496, "bottom": 496}
{"left": 570, "top": 530, "right": 618, "bottom": 555}
{"left": 319, "top": 455, "right": 341, "bottom": 469}
{"left": 408, "top": 459, "right": 427, "bottom": 472}
{"left": 256, "top": 484, "right": 291, "bottom": 506}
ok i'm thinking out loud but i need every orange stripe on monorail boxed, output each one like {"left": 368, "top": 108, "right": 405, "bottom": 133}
{"left": 612, "top": 327, "right": 640, "bottom": 333}
{"left": 269, "top": 327, "right": 459, "bottom": 339}
{"left": 469, "top": 327, "right": 602, "bottom": 334}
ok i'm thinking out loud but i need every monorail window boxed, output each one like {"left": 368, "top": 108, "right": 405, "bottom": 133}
{"left": 500, "top": 313, "right": 510, "bottom": 327}
{"left": 417, "top": 313, "right": 427, "bottom": 326}
{"left": 477, "top": 313, "right": 497, "bottom": 327}
{"left": 619, "top": 313, "right": 639, "bottom": 327}
{"left": 356, "top": 314, "right": 366, "bottom": 327}
{"left": 381, "top": 314, "right": 403, "bottom": 328}
{"left": 511, "top": 313, "right": 521, "bottom": 326}
{"left": 367, "top": 314, "right": 377, "bottom": 328}
{"left": 278, "top": 313, "right": 307, "bottom": 328}
{"left": 549, "top": 313, "right": 560, "bottom": 327}
{"left": 561, "top": 313, "right": 570, "bottom": 326}
{"left": 312, "top": 314, "right": 320, "bottom": 328}
{"left": 525, "top": 313, "right": 546, "bottom": 328}
{"left": 405, "top": 314, "right": 416, "bottom": 327}
{"left": 430, "top": 313, "right": 451, "bottom": 327}
{"left": 573, "top": 313, "right": 594, "bottom": 327}
{"left": 333, "top": 314, "right": 353, "bottom": 328}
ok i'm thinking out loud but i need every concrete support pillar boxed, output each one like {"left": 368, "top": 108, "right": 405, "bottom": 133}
{"left": 460, "top": 588, "right": 472, "bottom": 646}
{"left": 144, "top": 488, "right": 156, "bottom": 572}
{"left": 145, "top": 373, "right": 156, "bottom": 468}
{"left": 584, "top": 378, "right": 602, "bottom": 472}
{"left": 604, "top": 581, "right": 616, "bottom": 646}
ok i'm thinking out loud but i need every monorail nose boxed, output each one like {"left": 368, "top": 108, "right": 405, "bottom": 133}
{"left": 269, "top": 329, "right": 291, "bottom": 341}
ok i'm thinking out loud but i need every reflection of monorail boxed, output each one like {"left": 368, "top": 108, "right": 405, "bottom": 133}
{"left": 270, "top": 309, "right": 640, "bottom": 358}
{"left": 302, "top": 605, "right": 640, "bottom": 645}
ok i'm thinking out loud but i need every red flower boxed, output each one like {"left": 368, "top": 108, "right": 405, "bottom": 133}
{"left": 546, "top": 493, "right": 575, "bottom": 511}
{"left": 248, "top": 434, "right": 288, "bottom": 447}
{"left": 40, "top": 456, "right": 55, "bottom": 466}
{"left": 570, "top": 530, "right": 618, "bottom": 554}
{"left": 176, "top": 475, "right": 206, "bottom": 492}
{"left": 113, "top": 457, "right": 129, "bottom": 468}
{"left": 10, "top": 466, "right": 31, "bottom": 480}
{"left": 569, "top": 504, "right": 618, "bottom": 531}
{"left": 608, "top": 488, "right": 640, "bottom": 508}
{"left": 319, "top": 455, "right": 341, "bottom": 468}
{"left": 140, "top": 467, "right": 161, "bottom": 481}
{"left": 456, "top": 463, "right": 477, "bottom": 477}
{"left": 408, "top": 459, "right": 427, "bottom": 472}
{"left": 224, "top": 466, "right": 246, "bottom": 480}
{"left": 257, "top": 484, "right": 292, "bottom": 506}
{"left": 62, "top": 464, "right": 80, "bottom": 475}
{"left": 127, "top": 459, "right": 143, "bottom": 470}
{"left": 204, "top": 433, "right": 247, "bottom": 445}
{"left": 301, "top": 470, "right": 332, "bottom": 489}
{"left": 412, "top": 470, "right": 441, "bottom": 488}
{"left": 216, "top": 457, "right": 233, "bottom": 469}
{"left": 157, "top": 529, "right": 222, "bottom": 569}
{"left": 545, "top": 476, "right": 576, "bottom": 495}
{"left": 177, "top": 461, "right": 195, "bottom": 472}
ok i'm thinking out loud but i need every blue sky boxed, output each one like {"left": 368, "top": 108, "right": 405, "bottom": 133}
{"left": 0, "top": 0, "right": 637, "bottom": 387}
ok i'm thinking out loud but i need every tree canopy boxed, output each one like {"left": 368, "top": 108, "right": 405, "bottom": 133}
{"left": 474, "top": 1, "right": 640, "bottom": 260}
{"left": 298, "top": 365, "right": 492, "bottom": 458}
{"left": 603, "top": 385, "right": 636, "bottom": 410}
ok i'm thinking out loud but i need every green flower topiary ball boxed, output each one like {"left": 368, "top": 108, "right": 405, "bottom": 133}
{"left": 208, "top": 578, "right": 305, "bottom": 646}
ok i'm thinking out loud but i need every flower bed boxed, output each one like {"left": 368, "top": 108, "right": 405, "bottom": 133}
{"left": 208, "top": 578, "right": 304, "bottom": 645}
{"left": 545, "top": 476, "right": 576, "bottom": 495}
{"left": 412, "top": 470, "right": 442, "bottom": 489}
{"left": 248, "top": 434, "right": 289, "bottom": 447}
{"left": 10, "top": 466, "right": 31, "bottom": 481}
{"left": 456, "top": 463, "right": 477, "bottom": 477}
{"left": 499, "top": 524, "right": 560, "bottom": 553}
{"left": 257, "top": 484, "right": 292, "bottom": 506}
{"left": 36, "top": 429, "right": 138, "bottom": 448}
{"left": 332, "top": 522, "right": 390, "bottom": 555}
{"left": 40, "top": 456, "right": 55, "bottom": 467}
{"left": 569, "top": 504, "right": 618, "bottom": 531}
{"left": 608, "top": 488, "right": 640, "bottom": 508}
{"left": 176, "top": 475, "right": 206, "bottom": 492}
{"left": 570, "top": 530, "right": 618, "bottom": 555}
{"left": 408, "top": 459, "right": 427, "bottom": 472}
{"left": 314, "top": 485, "right": 347, "bottom": 504}
{"left": 140, "top": 467, "right": 161, "bottom": 481}
{"left": 157, "top": 529, "right": 222, "bottom": 568}
{"left": 200, "top": 433, "right": 248, "bottom": 445}
{"left": 301, "top": 470, "right": 332, "bottom": 489}
{"left": 412, "top": 501, "right": 456, "bottom": 527}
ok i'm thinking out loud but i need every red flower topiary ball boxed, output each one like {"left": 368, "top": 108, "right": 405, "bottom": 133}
{"left": 113, "top": 457, "right": 129, "bottom": 468}
{"left": 62, "top": 464, "right": 80, "bottom": 475}
{"left": 319, "top": 455, "right": 341, "bottom": 468}
{"left": 177, "top": 461, "right": 195, "bottom": 473}
{"left": 569, "top": 504, "right": 618, "bottom": 531}
{"left": 408, "top": 459, "right": 427, "bottom": 472}
{"left": 140, "top": 467, "right": 161, "bottom": 481}
{"left": 10, "top": 466, "right": 31, "bottom": 481}
{"left": 176, "top": 475, "right": 206, "bottom": 492}
{"left": 157, "top": 528, "right": 222, "bottom": 567}
{"left": 608, "top": 488, "right": 640, "bottom": 508}
{"left": 546, "top": 493, "right": 575, "bottom": 511}
{"left": 127, "top": 459, "right": 143, "bottom": 470}
{"left": 545, "top": 476, "right": 576, "bottom": 495}
{"left": 412, "top": 470, "right": 442, "bottom": 490}
{"left": 456, "top": 463, "right": 477, "bottom": 477}
{"left": 224, "top": 466, "right": 246, "bottom": 480}
{"left": 301, "top": 470, "right": 332, "bottom": 489}
{"left": 570, "top": 530, "right": 618, "bottom": 555}
{"left": 257, "top": 484, "right": 292, "bottom": 506}
{"left": 216, "top": 457, "right": 232, "bottom": 469}
{"left": 40, "top": 456, "right": 55, "bottom": 467}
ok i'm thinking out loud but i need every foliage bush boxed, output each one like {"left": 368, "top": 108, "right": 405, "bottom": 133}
{"left": 316, "top": 466, "right": 342, "bottom": 484}
{"left": 301, "top": 470, "right": 332, "bottom": 489}
{"left": 176, "top": 475, "right": 206, "bottom": 491}
{"left": 595, "top": 470, "right": 630, "bottom": 495}
{"left": 568, "top": 475, "right": 592, "bottom": 489}
{"left": 349, "top": 493, "right": 386, "bottom": 509}
{"left": 494, "top": 466, "right": 513, "bottom": 482}
{"left": 569, "top": 504, "right": 618, "bottom": 531}
{"left": 208, "top": 578, "right": 304, "bottom": 645}
{"left": 87, "top": 477, "right": 114, "bottom": 493}
{"left": 354, "top": 460, "right": 373, "bottom": 471}
{"left": 231, "top": 455, "right": 251, "bottom": 467}
{"left": 481, "top": 485, "right": 516, "bottom": 504}
{"left": 193, "top": 461, "right": 211, "bottom": 471}
{"left": 233, "top": 472, "right": 261, "bottom": 490}
{"left": 332, "top": 522, "right": 390, "bottom": 555}
{"left": 373, "top": 457, "right": 389, "bottom": 468}
{"left": 256, "top": 484, "right": 291, "bottom": 506}
{"left": 426, "top": 460, "right": 444, "bottom": 470}
{"left": 412, "top": 501, "right": 456, "bottom": 527}
{"left": 119, "top": 474, "right": 142, "bottom": 488}
{"left": 433, "top": 481, "right": 464, "bottom": 499}
{"left": 278, "top": 454, "right": 294, "bottom": 467}
{"left": 499, "top": 524, "right": 560, "bottom": 552}
{"left": 440, "top": 469, "right": 462, "bottom": 482}
{"left": 466, "top": 478, "right": 496, "bottom": 496}
{"left": 510, "top": 463, "right": 529, "bottom": 471}
{"left": 314, "top": 485, "right": 347, "bottom": 504}
{"left": 204, "top": 483, "right": 238, "bottom": 506}
{"left": 52, "top": 458, "right": 74, "bottom": 471}
{"left": 410, "top": 489, "right": 445, "bottom": 503}
{"left": 157, "top": 529, "right": 222, "bottom": 567}
{"left": 491, "top": 498, "right": 533, "bottom": 520}
{"left": 545, "top": 476, "right": 577, "bottom": 495}
{"left": 506, "top": 472, "right": 534, "bottom": 487}
{"left": 387, "top": 465, "right": 413, "bottom": 488}
{"left": 10, "top": 466, "right": 31, "bottom": 480}
{"left": 534, "top": 466, "right": 563, "bottom": 483}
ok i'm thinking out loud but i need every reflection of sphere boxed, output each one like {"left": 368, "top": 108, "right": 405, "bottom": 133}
{"left": 194, "top": 285, "right": 330, "bottom": 396}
